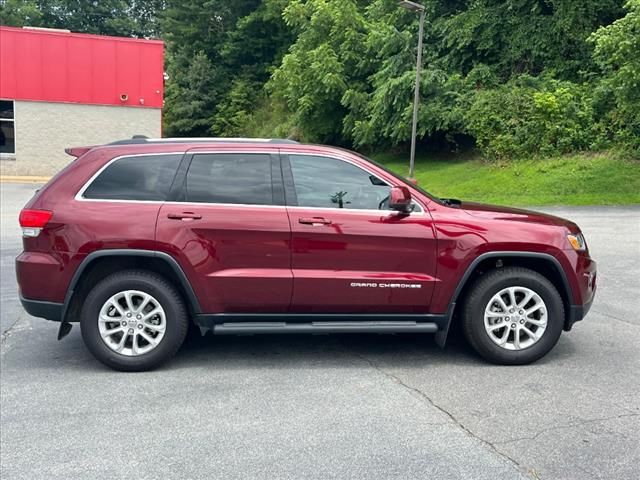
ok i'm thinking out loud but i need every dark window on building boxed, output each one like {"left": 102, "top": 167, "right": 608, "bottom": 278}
{"left": 185, "top": 153, "right": 273, "bottom": 205}
{"left": 0, "top": 100, "right": 15, "bottom": 155}
{"left": 83, "top": 154, "right": 182, "bottom": 201}
{"left": 289, "top": 155, "right": 390, "bottom": 210}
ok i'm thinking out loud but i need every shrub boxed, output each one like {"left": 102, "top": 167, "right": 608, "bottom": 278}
{"left": 466, "top": 78, "right": 599, "bottom": 159}
{"left": 590, "top": 0, "right": 640, "bottom": 155}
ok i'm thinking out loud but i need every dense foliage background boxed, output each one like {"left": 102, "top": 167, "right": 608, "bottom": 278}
{"left": 2, "top": 0, "right": 638, "bottom": 158}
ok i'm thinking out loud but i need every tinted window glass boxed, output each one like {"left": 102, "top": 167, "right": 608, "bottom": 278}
{"left": 0, "top": 121, "right": 15, "bottom": 154}
{"left": 83, "top": 154, "right": 182, "bottom": 201}
{"left": 186, "top": 153, "right": 273, "bottom": 205}
{"left": 0, "top": 100, "right": 14, "bottom": 119}
{"left": 0, "top": 100, "right": 15, "bottom": 154}
{"left": 289, "top": 155, "right": 390, "bottom": 210}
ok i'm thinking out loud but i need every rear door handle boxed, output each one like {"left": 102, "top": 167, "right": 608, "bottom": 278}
{"left": 299, "top": 217, "right": 331, "bottom": 225}
{"left": 167, "top": 212, "right": 202, "bottom": 220}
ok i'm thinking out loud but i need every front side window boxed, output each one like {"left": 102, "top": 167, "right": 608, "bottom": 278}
{"left": 185, "top": 153, "right": 273, "bottom": 205}
{"left": 82, "top": 154, "right": 182, "bottom": 201}
{"left": 0, "top": 100, "right": 15, "bottom": 155}
{"left": 289, "top": 155, "right": 391, "bottom": 210}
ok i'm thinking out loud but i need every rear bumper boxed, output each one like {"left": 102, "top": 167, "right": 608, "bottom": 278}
{"left": 565, "top": 297, "right": 594, "bottom": 331}
{"left": 20, "top": 295, "right": 63, "bottom": 322}
{"left": 16, "top": 251, "right": 80, "bottom": 306}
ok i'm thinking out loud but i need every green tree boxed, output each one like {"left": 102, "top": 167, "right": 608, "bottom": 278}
{"left": 590, "top": 0, "right": 640, "bottom": 152}
{"left": 3, "top": 0, "right": 635, "bottom": 156}
{"left": 213, "top": 0, "right": 293, "bottom": 136}
{"left": 161, "top": 0, "right": 293, "bottom": 137}
{"left": 266, "top": 0, "right": 629, "bottom": 154}
{"left": 269, "top": 0, "right": 371, "bottom": 143}
{"left": 0, "top": 0, "right": 42, "bottom": 26}
{"left": 163, "top": 51, "right": 220, "bottom": 137}
{"left": 432, "top": 0, "right": 624, "bottom": 81}
{"left": 222, "top": 0, "right": 292, "bottom": 81}
{"left": 0, "top": 0, "right": 165, "bottom": 37}
{"left": 163, "top": 52, "right": 219, "bottom": 137}
{"left": 162, "top": 0, "right": 258, "bottom": 59}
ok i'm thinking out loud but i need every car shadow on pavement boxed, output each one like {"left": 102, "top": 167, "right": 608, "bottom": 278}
{"left": 168, "top": 330, "right": 485, "bottom": 370}
{"left": 2, "top": 317, "right": 576, "bottom": 373}
{"left": 166, "top": 332, "right": 575, "bottom": 374}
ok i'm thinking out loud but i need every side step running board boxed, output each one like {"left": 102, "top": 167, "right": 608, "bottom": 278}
{"left": 212, "top": 321, "right": 438, "bottom": 335}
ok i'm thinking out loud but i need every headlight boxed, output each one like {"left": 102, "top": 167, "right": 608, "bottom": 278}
{"left": 567, "top": 233, "right": 587, "bottom": 251}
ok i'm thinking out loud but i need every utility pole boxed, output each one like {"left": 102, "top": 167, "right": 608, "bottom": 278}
{"left": 398, "top": 1, "right": 425, "bottom": 180}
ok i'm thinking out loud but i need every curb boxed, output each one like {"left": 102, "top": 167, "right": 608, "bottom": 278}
{"left": 0, "top": 176, "right": 50, "bottom": 184}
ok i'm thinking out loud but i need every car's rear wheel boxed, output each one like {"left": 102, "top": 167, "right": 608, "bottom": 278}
{"left": 462, "top": 267, "right": 564, "bottom": 365}
{"left": 80, "top": 270, "right": 188, "bottom": 371}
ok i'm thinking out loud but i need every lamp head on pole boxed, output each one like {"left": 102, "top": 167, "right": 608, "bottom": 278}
{"left": 398, "top": 0, "right": 425, "bottom": 12}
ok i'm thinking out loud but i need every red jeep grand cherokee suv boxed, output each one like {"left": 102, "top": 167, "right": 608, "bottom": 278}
{"left": 16, "top": 137, "right": 596, "bottom": 371}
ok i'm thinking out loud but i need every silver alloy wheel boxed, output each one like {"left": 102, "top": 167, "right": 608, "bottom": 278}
{"left": 98, "top": 290, "right": 166, "bottom": 356}
{"left": 483, "top": 286, "right": 548, "bottom": 351}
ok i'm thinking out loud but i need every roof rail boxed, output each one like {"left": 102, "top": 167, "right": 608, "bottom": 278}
{"left": 108, "top": 136, "right": 299, "bottom": 146}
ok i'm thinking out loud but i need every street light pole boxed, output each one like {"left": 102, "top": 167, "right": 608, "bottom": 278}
{"left": 398, "top": 0, "right": 425, "bottom": 180}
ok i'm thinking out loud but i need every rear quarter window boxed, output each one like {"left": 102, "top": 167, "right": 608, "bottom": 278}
{"left": 82, "top": 154, "right": 182, "bottom": 201}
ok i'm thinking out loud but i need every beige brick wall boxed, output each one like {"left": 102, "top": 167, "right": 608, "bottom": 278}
{"left": 0, "top": 100, "right": 161, "bottom": 176}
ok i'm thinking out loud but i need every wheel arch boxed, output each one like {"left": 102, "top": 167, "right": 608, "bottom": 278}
{"left": 62, "top": 249, "right": 201, "bottom": 323}
{"left": 435, "top": 251, "right": 573, "bottom": 347}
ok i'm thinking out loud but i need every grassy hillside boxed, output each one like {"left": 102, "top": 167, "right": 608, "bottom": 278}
{"left": 373, "top": 151, "right": 640, "bottom": 206}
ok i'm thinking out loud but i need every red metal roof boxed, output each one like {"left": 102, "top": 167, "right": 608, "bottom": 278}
{"left": 0, "top": 26, "right": 164, "bottom": 108}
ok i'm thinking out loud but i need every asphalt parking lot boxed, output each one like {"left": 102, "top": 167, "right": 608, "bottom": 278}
{"left": 1, "top": 182, "right": 639, "bottom": 480}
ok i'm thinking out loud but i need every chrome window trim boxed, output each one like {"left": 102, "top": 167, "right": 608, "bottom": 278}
{"left": 75, "top": 150, "right": 428, "bottom": 215}
{"left": 285, "top": 205, "right": 426, "bottom": 215}
{"left": 142, "top": 137, "right": 277, "bottom": 143}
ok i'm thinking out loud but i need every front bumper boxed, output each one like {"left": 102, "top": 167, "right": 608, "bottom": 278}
{"left": 565, "top": 297, "right": 594, "bottom": 331}
{"left": 561, "top": 249, "right": 596, "bottom": 331}
{"left": 20, "top": 295, "right": 63, "bottom": 322}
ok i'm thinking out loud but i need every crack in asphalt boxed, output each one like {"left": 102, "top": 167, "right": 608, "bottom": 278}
{"left": 0, "top": 312, "right": 29, "bottom": 350}
{"left": 590, "top": 309, "right": 638, "bottom": 327}
{"left": 0, "top": 319, "right": 20, "bottom": 344}
{"left": 494, "top": 413, "right": 640, "bottom": 445}
{"left": 345, "top": 349, "right": 536, "bottom": 479}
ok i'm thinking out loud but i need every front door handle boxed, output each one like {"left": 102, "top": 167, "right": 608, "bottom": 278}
{"left": 167, "top": 212, "right": 202, "bottom": 220}
{"left": 299, "top": 217, "right": 331, "bottom": 225}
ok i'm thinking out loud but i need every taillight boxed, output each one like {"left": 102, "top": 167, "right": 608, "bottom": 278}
{"left": 19, "top": 209, "right": 53, "bottom": 237}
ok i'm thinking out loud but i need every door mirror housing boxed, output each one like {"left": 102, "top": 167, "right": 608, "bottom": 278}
{"left": 389, "top": 186, "right": 413, "bottom": 213}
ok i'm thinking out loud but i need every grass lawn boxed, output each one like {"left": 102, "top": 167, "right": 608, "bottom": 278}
{"left": 372, "top": 151, "right": 640, "bottom": 206}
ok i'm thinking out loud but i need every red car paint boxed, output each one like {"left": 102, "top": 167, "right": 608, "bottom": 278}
{"left": 16, "top": 140, "right": 596, "bottom": 338}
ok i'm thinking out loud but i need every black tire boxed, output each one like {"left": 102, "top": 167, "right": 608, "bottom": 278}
{"left": 80, "top": 270, "right": 189, "bottom": 371}
{"left": 462, "top": 267, "right": 564, "bottom": 365}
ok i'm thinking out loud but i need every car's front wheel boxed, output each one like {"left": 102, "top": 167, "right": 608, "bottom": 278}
{"left": 462, "top": 267, "right": 564, "bottom": 365}
{"left": 80, "top": 270, "right": 188, "bottom": 371}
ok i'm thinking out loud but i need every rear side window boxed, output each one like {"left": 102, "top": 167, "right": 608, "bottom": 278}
{"left": 185, "top": 153, "right": 273, "bottom": 205}
{"left": 82, "top": 154, "right": 182, "bottom": 201}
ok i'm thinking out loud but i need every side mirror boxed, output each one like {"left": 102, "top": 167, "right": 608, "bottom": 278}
{"left": 389, "top": 186, "right": 413, "bottom": 213}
